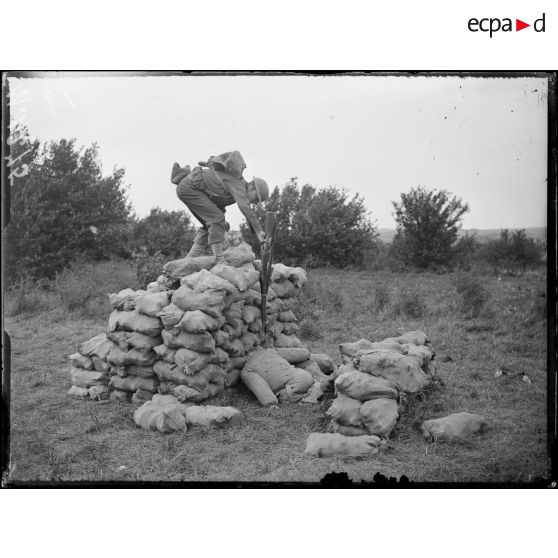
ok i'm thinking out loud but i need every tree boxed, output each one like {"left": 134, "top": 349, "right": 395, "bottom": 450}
{"left": 242, "top": 178, "right": 377, "bottom": 268}
{"left": 131, "top": 208, "right": 196, "bottom": 259}
{"left": 391, "top": 186, "right": 469, "bottom": 269}
{"left": 5, "top": 127, "right": 133, "bottom": 280}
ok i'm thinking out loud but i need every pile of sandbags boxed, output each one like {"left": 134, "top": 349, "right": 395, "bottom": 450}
{"left": 67, "top": 333, "right": 113, "bottom": 400}
{"left": 305, "top": 330, "right": 436, "bottom": 456}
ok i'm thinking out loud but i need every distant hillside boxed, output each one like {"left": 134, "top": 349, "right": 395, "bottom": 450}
{"left": 377, "top": 227, "right": 546, "bottom": 244}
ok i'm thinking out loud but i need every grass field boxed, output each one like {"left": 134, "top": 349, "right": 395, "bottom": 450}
{"left": 3, "top": 263, "right": 549, "bottom": 484}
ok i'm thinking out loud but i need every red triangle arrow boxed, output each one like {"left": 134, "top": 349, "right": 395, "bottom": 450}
{"left": 516, "top": 19, "right": 530, "bottom": 31}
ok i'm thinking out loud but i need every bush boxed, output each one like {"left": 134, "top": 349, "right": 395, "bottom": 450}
{"left": 391, "top": 289, "right": 425, "bottom": 318}
{"left": 372, "top": 284, "right": 391, "bottom": 311}
{"left": 454, "top": 273, "right": 490, "bottom": 318}
{"left": 241, "top": 178, "right": 378, "bottom": 268}
{"left": 5, "top": 275, "right": 58, "bottom": 316}
{"left": 131, "top": 249, "right": 168, "bottom": 288}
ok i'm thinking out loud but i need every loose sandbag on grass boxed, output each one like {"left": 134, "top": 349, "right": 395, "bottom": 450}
{"left": 171, "top": 284, "right": 226, "bottom": 318}
{"left": 184, "top": 405, "right": 244, "bottom": 427}
{"left": 69, "top": 353, "right": 93, "bottom": 369}
{"left": 335, "top": 370, "right": 399, "bottom": 401}
{"left": 161, "top": 329, "right": 216, "bottom": 353}
{"left": 383, "top": 330, "right": 429, "bottom": 346}
{"left": 70, "top": 367, "right": 108, "bottom": 388}
{"left": 300, "top": 381, "right": 324, "bottom": 404}
{"left": 354, "top": 351, "right": 430, "bottom": 394}
{"left": 326, "top": 393, "right": 364, "bottom": 427}
{"left": 163, "top": 255, "right": 216, "bottom": 279}
{"left": 273, "top": 347, "right": 311, "bottom": 364}
{"left": 182, "top": 268, "right": 236, "bottom": 293}
{"left": 339, "top": 338, "right": 375, "bottom": 358}
{"left": 223, "top": 242, "right": 255, "bottom": 267}
{"left": 78, "top": 333, "right": 113, "bottom": 360}
{"left": 135, "top": 291, "right": 170, "bottom": 317}
{"left": 296, "top": 359, "right": 331, "bottom": 388}
{"left": 178, "top": 310, "right": 223, "bottom": 333}
{"left": 107, "top": 344, "right": 156, "bottom": 367}
{"left": 153, "top": 344, "right": 177, "bottom": 364}
{"left": 132, "top": 389, "right": 153, "bottom": 403}
{"left": 422, "top": 412, "right": 486, "bottom": 442}
{"left": 108, "top": 310, "right": 163, "bottom": 337}
{"left": 304, "top": 433, "right": 382, "bottom": 457}
{"left": 133, "top": 395, "right": 188, "bottom": 434}
{"left": 110, "top": 375, "right": 159, "bottom": 393}
{"left": 240, "top": 369, "right": 278, "bottom": 406}
{"left": 331, "top": 422, "right": 368, "bottom": 437}
{"left": 310, "top": 353, "right": 334, "bottom": 374}
{"left": 274, "top": 334, "right": 303, "bottom": 349}
{"left": 360, "top": 398, "right": 399, "bottom": 438}
{"left": 107, "top": 331, "right": 163, "bottom": 354}
{"left": 157, "top": 303, "right": 186, "bottom": 332}
{"left": 174, "top": 348, "right": 215, "bottom": 375}
{"left": 67, "top": 385, "right": 90, "bottom": 398}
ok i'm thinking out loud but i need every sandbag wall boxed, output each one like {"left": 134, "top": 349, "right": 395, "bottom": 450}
{"left": 305, "top": 330, "right": 437, "bottom": 456}
{"left": 67, "top": 237, "right": 308, "bottom": 405}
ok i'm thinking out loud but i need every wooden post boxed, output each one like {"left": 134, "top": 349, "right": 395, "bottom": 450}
{"left": 259, "top": 212, "right": 278, "bottom": 347}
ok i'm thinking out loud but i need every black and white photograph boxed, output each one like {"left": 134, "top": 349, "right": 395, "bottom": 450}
{"left": 1, "top": 71, "right": 554, "bottom": 486}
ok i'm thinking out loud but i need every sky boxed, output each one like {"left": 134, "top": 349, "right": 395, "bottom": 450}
{"left": 8, "top": 73, "right": 548, "bottom": 231}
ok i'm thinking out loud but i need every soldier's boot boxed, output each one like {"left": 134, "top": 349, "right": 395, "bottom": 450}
{"left": 186, "top": 242, "right": 206, "bottom": 258}
{"left": 211, "top": 242, "right": 226, "bottom": 264}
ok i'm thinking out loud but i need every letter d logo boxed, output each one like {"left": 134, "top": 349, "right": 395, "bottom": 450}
{"left": 534, "top": 13, "right": 546, "bottom": 32}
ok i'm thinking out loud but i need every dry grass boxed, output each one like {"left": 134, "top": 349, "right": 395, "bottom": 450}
{"left": 4, "top": 264, "right": 549, "bottom": 484}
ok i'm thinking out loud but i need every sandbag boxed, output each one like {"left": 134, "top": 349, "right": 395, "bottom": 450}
{"left": 153, "top": 360, "right": 193, "bottom": 385}
{"left": 225, "top": 368, "right": 241, "bottom": 387}
{"left": 240, "top": 369, "right": 278, "bottom": 406}
{"left": 244, "top": 347, "right": 313, "bottom": 394}
{"left": 70, "top": 367, "right": 108, "bottom": 389}
{"left": 88, "top": 385, "right": 110, "bottom": 401}
{"left": 226, "top": 338, "right": 246, "bottom": 357}
{"left": 360, "top": 398, "right": 399, "bottom": 438}
{"left": 230, "top": 356, "right": 247, "bottom": 369}
{"left": 107, "top": 344, "right": 156, "bottom": 367}
{"left": 281, "top": 322, "right": 300, "bottom": 335}
{"left": 274, "top": 334, "right": 303, "bottom": 349}
{"left": 78, "top": 333, "right": 113, "bottom": 360}
{"left": 224, "top": 300, "right": 245, "bottom": 323}
{"left": 270, "top": 279, "right": 297, "bottom": 298}
{"left": 163, "top": 255, "right": 216, "bottom": 279}
{"left": 132, "top": 389, "right": 154, "bottom": 403}
{"left": 108, "top": 310, "right": 162, "bottom": 337}
{"left": 273, "top": 347, "right": 310, "bottom": 364}
{"left": 178, "top": 310, "right": 223, "bottom": 333}
{"left": 135, "top": 291, "right": 170, "bottom": 317}
{"left": 174, "top": 348, "right": 215, "bottom": 375}
{"left": 107, "top": 331, "right": 163, "bottom": 354}
{"left": 267, "top": 321, "right": 284, "bottom": 339}
{"left": 157, "top": 303, "right": 186, "bottom": 331}
{"left": 223, "top": 242, "right": 255, "bottom": 267}
{"left": 241, "top": 304, "right": 260, "bottom": 324}
{"left": 399, "top": 344, "right": 434, "bottom": 367}
{"left": 339, "top": 338, "right": 375, "bottom": 358}
{"left": 122, "top": 365, "right": 157, "bottom": 378}
{"left": 326, "top": 393, "right": 364, "bottom": 426}
{"left": 133, "top": 395, "right": 188, "bottom": 434}
{"left": 278, "top": 310, "right": 297, "bottom": 323}
{"left": 331, "top": 422, "right": 368, "bottom": 437}
{"left": 109, "top": 288, "right": 146, "bottom": 311}
{"left": 181, "top": 268, "right": 236, "bottom": 293}
{"left": 240, "top": 332, "right": 259, "bottom": 353}
{"left": 247, "top": 319, "right": 263, "bottom": 334}
{"left": 335, "top": 370, "right": 399, "bottom": 401}
{"left": 276, "top": 385, "right": 306, "bottom": 403}
{"left": 153, "top": 344, "right": 177, "bottom": 364}
{"left": 109, "top": 375, "right": 159, "bottom": 393}
{"left": 172, "top": 385, "right": 203, "bottom": 403}
{"left": 184, "top": 405, "right": 244, "bottom": 427}
{"left": 296, "top": 359, "right": 331, "bottom": 390}
{"left": 304, "top": 433, "right": 382, "bottom": 457}
{"left": 266, "top": 298, "right": 284, "bottom": 314}
{"left": 331, "top": 361, "right": 358, "bottom": 383}
{"left": 212, "top": 329, "right": 233, "bottom": 351}
{"left": 110, "top": 389, "right": 133, "bottom": 402}
{"left": 161, "top": 329, "right": 216, "bottom": 353}
{"left": 355, "top": 351, "right": 430, "bottom": 394}
{"left": 67, "top": 385, "right": 90, "bottom": 398}
{"left": 211, "top": 263, "right": 259, "bottom": 292}
{"left": 244, "top": 288, "right": 261, "bottom": 306}
{"left": 301, "top": 381, "right": 324, "bottom": 404}
{"left": 310, "top": 353, "right": 334, "bottom": 374}
{"left": 392, "top": 330, "right": 429, "bottom": 346}
{"left": 223, "top": 288, "right": 245, "bottom": 308}
{"left": 91, "top": 356, "right": 111, "bottom": 373}
{"left": 69, "top": 352, "right": 93, "bottom": 369}
{"left": 422, "top": 412, "right": 486, "bottom": 442}
{"left": 171, "top": 284, "right": 226, "bottom": 318}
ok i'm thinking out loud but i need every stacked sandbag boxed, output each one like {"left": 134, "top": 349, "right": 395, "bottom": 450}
{"left": 105, "top": 289, "right": 166, "bottom": 402}
{"left": 67, "top": 333, "right": 113, "bottom": 400}
{"left": 315, "top": 331, "right": 436, "bottom": 449}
